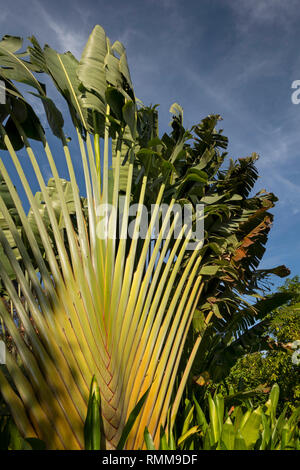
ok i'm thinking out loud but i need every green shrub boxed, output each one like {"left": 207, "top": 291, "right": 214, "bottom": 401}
{"left": 145, "top": 384, "right": 300, "bottom": 450}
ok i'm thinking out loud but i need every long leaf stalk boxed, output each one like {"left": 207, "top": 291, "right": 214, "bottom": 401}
{"left": 126, "top": 240, "right": 204, "bottom": 448}
{"left": 0, "top": 122, "right": 203, "bottom": 447}
{"left": 92, "top": 110, "right": 101, "bottom": 187}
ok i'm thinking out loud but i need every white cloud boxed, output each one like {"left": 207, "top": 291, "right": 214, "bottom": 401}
{"left": 228, "top": 0, "right": 299, "bottom": 32}
{"left": 31, "top": 1, "right": 86, "bottom": 58}
{"left": 0, "top": 0, "right": 88, "bottom": 58}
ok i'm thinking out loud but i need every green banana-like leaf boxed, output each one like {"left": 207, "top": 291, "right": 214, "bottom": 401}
{"left": 0, "top": 36, "right": 23, "bottom": 54}
{"left": 0, "top": 37, "right": 64, "bottom": 141}
{"left": 0, "top": 78, "right": 45, "bottom": 150}
{"left": 77, "top": 25, "right": 107, "bottom": 105}
{"left": 111, "top": 125, "right": 133, "bottom": 194}
{"left": 239, "top": 406, "right": 263, "bottom": 448}
{"left": 116, "top": 387, "right": 150, "bottom": 450}
{"left": 84, "top": 375, "right": 103, "bottom": 450}
{"left": 221, "top": 417, "right": 235, "bottom": 450}
{"left": 143, "top": 427, "right": 156, "bottom": 450}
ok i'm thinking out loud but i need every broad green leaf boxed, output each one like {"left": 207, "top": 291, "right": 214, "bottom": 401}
{"left": 221, "top": 417, "right": 235, "bottom": 450}
{"left": 240, "top": 407, "right": 263, "bottom": 449}
{"left": 0, "top": 41, "right": 42, "bottom": 90}
{"left": 144, "top": 427, "right": 156, "bottom": 450}
{"left": 105, "top": 86, "right": 125, "bottom": 122}
{"left": 29, "top": 93, "right": 64, "bottom": 138}
{"left": 208, "top": 394, "right": 220, "bottom": 444}
{"left": 260, "top": 410, "right": 271, "bottom": 450}
{"left": 181, "top": 404, "right": 194, "bottom": 438}
{"left": 159, "top": 426, "right": 169, "bottom": 450}
{"left": 199, "top": 265, "right": 219, "bottom": 276}
{"left": 177, "top": 426, "right": 199, "bottom": 446}
{"left": 200, "top": 194, "right": 225, "bottom": 204}
{"left": 234, "top": 430, "right": 247, "bottom": 450}
{"left": 212, "top": 303, "right": 222, "bottom": 319}
{"left": 112, "top": 41, "right": 133, "bottom": 93}
{"left": 215, "top": 394, "right": 224, "bottom": 431}
{"left": 116, "top": 388, "right": 150, "bottom": 450}
{"left": 77, "top": 25, "right": 107, "bottom": 100}
{"left": 122, "top": 101, "right": 136, "bottom": 140}
{"left": 0, "top": 35, "right": 23, "bottom": 53}
{"left": 193, "top": 394, "right": 208, "bottom": 434}
{"left": 84, "top": 375, "right": 103, "bottom": 450}
{"left": 196, "top": 148, "right": 215, "bottom": 170}
{"left": 265, "top": 383, "right": 279, "bottom": 422}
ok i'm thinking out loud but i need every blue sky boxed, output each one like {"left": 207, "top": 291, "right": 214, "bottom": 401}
{"left": 1, "top": 0, "right": 300, "bottom": 289}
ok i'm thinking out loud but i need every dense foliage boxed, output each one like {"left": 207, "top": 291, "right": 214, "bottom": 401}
{"left": 222, "top": 277, "right": 300, "bottom": 413}
{"left": 0, "top": 25, "right": 298, "bottom": 450}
